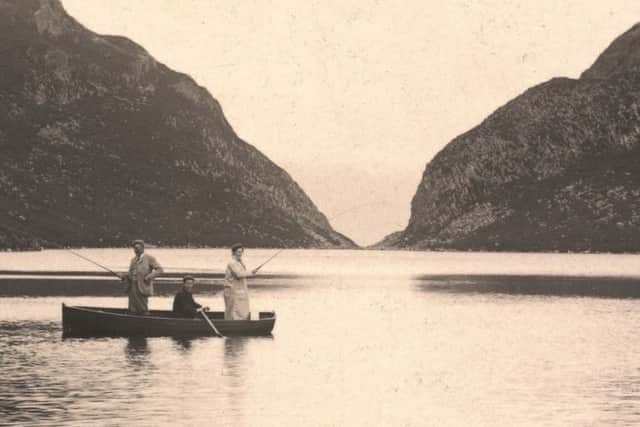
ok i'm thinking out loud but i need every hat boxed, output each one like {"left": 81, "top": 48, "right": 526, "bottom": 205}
{"left": 131, "top": 239, "right": 145, "bottom": 247}
{"left": 231, "top": 243, "right": 244, "bottom": 253}
{"left": 183, "top": 275, "right": 195, "bottom": 283}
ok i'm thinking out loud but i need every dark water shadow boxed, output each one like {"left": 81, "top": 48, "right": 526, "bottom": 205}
{"left": 0, "top": 276, "right": 299, "bottom": 297}
{"left": 0, "top": 372, "right": 72, "bottom": 425}
{"left": 0, "top": 320, "right": 59, "bottom": 333}
{"left": 415, "top": 275, "right": 640, "bottom": 299}
{"left": 0, "top": 278, "right": 125, "bottom": 297}
{"left": 0, "top": 270, "right": 302, "bottom": 280}
{"left": 0, "top": 321, "right": 71, "bottom": 425}
{"left": 0, "top": 320, "right": 60, "bottom": 347}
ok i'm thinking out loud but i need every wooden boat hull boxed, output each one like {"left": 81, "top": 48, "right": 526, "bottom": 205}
{"left": 62, "top": 304, "right": 276, "bottom": 337}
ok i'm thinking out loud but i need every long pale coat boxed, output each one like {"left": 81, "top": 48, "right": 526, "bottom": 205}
{"left": 224, "top": 259, "right": 251, "bottom": 320}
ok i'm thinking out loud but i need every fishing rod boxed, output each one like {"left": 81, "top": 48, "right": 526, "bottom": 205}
{"left": 253, "top": 249, "right": 284, "bottom": 272}
{"left": 326, "top": 200, "right": 387, "bottom": 222}
{"left": 68, "top": 249, "right": 280, "bottom": 276}
{"left": 67, "top": 249, "right": 122, "bottom": 279}
{"left": 249, "top": 201, "right": 385, "bottom": 272}
{"left": 162, "top": 266, "right": 220, "bottom": 273}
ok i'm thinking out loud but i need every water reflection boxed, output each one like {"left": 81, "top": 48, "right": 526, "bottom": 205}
{"left": 221, "top": 337, "right": 248, "bottom": 423}
{"left": 415, "top": 275, "right": 640, "bottom": 298}
{"left": 125, "top": 337, "right": 150, "bottom": 367}
{"left": 171, "top": 337, "right": 193, "bottom": 351}
{"left": 125, "top": 336, "right": 149, "bottom": 353}
{"left": 5, "top": 265, "right": 640, "bottom": 425}
{"left": 223, "top": 337, "right": 248, "bottom": 380}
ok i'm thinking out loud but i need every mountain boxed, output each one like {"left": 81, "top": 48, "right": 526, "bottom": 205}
{"left": 0, "top": 0, "right": 356, "bottom": 249}
{"left": 379, "top": 23, "right": 640, "bottom": 252}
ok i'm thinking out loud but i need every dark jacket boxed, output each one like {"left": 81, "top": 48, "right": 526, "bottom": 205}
{"left": 172, "top": 289, "right": 202, "bottom": 317}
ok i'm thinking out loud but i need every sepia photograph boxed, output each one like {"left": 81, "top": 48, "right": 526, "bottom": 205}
{"left": 2, "top": 0, "right": 640, "bottom": 425}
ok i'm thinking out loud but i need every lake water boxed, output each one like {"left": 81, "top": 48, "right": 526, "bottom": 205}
{"left": 2, "top": 249, "right": 640, "bottom": 426}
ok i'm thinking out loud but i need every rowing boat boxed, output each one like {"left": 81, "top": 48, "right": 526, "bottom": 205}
{"left": 62, "top": 304, "right": 276, "bottom": 337}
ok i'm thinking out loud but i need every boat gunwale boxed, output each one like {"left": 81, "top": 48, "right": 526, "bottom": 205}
{"left": 62, "top": 303, "right": 276, "bottom": 323}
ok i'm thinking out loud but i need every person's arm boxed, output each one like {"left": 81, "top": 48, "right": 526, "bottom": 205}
{"left": 172, "top": 295, "right": 181, "bottom": 313}
{"left": 118, "top": 260, "right": 132, "bottom": 281}
{"left": 228, "top": 261, "right": 254, "bottom": 278}
{"left": 189, "top": 293, "right": 202, "bottom": 310}
{"left": 119, "top": 261, "right": 132, "bottom": 292}
{"left": 145, "top": 256, "right": 164, "bottom": 281}
{"left": 188, "top": 294, "right": 201, "bottom": 316}
{"left": 191, "top": 302, "right": 202, "bottom": 315}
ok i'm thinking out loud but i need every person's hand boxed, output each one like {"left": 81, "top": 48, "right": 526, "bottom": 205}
{"left": 196, "top": 307, "right": 203, "bottom": 313}
{"left": 203, "top": 306, "right": 210, "bottom": 311}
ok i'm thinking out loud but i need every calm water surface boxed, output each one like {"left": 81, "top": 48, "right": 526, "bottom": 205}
{"left": 2, "top": 249, "right": 640, "bottom": 426}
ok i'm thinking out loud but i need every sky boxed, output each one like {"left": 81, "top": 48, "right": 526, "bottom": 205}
{"left": 61, "top": 1, "right": 640, "bottom": 246}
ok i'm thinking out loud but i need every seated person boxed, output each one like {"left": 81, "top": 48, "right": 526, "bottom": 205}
{"left": 173, "top": 275, "right": 208, "bottom": 317}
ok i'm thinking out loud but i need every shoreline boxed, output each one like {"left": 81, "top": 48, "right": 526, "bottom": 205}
{"left": 2, "top": 246, "right": 640, "bottom": 255}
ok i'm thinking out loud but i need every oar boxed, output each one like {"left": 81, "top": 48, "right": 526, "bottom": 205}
{"left": 67, "top": 249, "right": 122, "bottom": 279}
{"left": 253, "top": 249, "right": 284, "bottom": 273}
{"left": 198, "top": 308, "right": 225, "bottom": 338}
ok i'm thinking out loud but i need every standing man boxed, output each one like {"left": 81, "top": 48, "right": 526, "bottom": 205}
{"left": 173, "top": 275, "right": 209, "bottom": 317}
{"left": 224, "top": 243, "right": 259, "bottom": 320}
{"left": 120, "top": 239, "right": 163, "bottom": 315}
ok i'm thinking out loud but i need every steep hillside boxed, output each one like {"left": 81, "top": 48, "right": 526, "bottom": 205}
{"left": 381, "top": 24, "right": 640, "bottom": 252}
{"left": 0, "top": 0, "right": 355, "bottom": 249}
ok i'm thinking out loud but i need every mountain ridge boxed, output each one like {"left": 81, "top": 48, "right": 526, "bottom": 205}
{"left": 0, "top": 0, "right": 356, "bottom": 249}
{"left": 377, "top": 22, "right": 640, "bottom": 252}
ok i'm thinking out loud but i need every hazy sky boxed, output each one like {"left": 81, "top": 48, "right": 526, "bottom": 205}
{"left": 62, "top": 1, "right": 640, "bottom": 245}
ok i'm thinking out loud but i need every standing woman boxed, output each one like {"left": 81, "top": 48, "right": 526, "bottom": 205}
{"left": 224, "top": 243, "right": 259, "bottom": 320}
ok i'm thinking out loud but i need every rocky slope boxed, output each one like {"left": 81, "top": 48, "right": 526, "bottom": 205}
{"left": 380, "top": 23, "right": 640, "bottom": 252}
{"left": 0, "top": 0, "right": 355, "bottom": 249}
